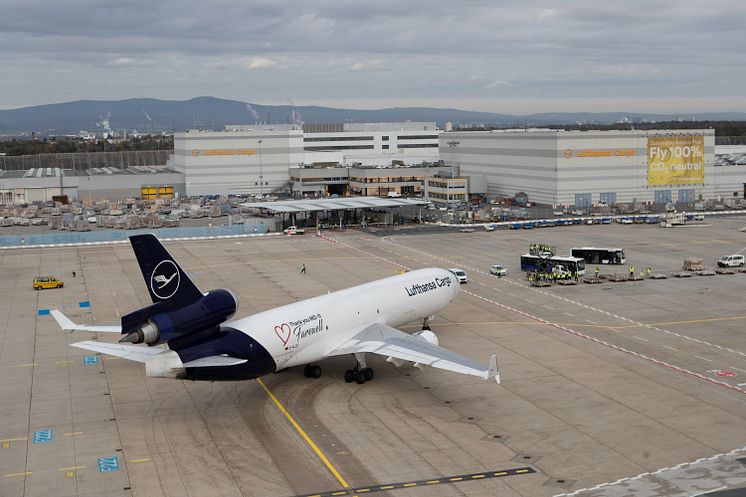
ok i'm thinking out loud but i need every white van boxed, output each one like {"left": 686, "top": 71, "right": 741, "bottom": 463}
{"left": 489, "top": 264, "right": 507, "bottom": 276}
{"left": 718, "top": 254, "right": 745, "bottom": 267}
{"left": 387, "top": 191, "right": 401, "bottom": 198}
{"left": 449, "top": 268, "right": 468, "bottom": 284}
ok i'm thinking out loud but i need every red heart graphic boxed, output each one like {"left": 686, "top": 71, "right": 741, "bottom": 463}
{"left": 274, "top": 323, "right": 292, "bottom": 346}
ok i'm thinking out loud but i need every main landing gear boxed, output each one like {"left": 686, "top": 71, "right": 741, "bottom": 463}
{"left": 303, "top": 364, "right": 321, "bottom": 378}
{"left": 345, "top": 352, "right": 374, "bottom": 384}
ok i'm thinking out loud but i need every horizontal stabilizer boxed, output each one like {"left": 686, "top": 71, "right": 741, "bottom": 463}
{"left": 70, "top": 341, "right": 166, "bottom": 363}
{"left": 183, "top": 356, "right": 247, "bottom": 368}
{"left": 51, "top": 310, "right": 122, "bottom": 333}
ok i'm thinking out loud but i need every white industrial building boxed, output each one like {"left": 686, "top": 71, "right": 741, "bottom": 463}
{"left": 438, "top": 129, "right": 746, "bottom": 208}
{"left": 168, "top": 123, "right": 440, "bottom": 196}
{"left": 0, "top": 166, "right": 184, "bottom": 204}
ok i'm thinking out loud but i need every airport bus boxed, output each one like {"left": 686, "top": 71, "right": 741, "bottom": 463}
{"left": 520, "top": 254, "right": 586, "bottom": 275}
{"left": 570, "top": 247, "right": 626, "bottom": 265}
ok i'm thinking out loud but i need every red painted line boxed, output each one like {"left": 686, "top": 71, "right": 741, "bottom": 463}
{"left": 319, "top": 233, "right": 746, "bottom": 396}
{"left": 460, "top": 289, "right": 745, "bottom": 395}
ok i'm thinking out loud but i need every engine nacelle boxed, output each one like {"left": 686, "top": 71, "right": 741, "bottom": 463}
{"left": 145, "top": 350, "right": 186, "bottom": 379}
{"left": 414, "top": 329, "right": 439, "bottom": 346}
{"left": 124, "top": 289, "right": 238, "bottom": 345}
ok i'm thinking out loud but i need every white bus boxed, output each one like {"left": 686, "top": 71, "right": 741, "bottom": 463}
{"left": 571, "top": 247, "right": 626, "bottom": 265}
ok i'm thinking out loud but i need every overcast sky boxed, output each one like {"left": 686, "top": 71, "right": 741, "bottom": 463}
{"left": 2, "top": 0, "right": 745, "bottom": 113}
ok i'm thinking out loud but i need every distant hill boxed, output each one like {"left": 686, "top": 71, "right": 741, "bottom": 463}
{"left": 1, "top": 96, "right": 745, "bottom": 135}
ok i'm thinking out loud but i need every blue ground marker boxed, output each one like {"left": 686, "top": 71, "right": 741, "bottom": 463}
{"left": 79, "top": 301, "right": 91, "bottom": 308}
{"left": 98, "top": 456, "right": 120, "bottom": 472}
{"left": 33, "top": 429, "right": 52, "bottom": 444}
{"left": 37, "top": 309, "right": 50, "bottom": 316}
{"left": 83, "top": 355, "right": 100, "bottom": 365}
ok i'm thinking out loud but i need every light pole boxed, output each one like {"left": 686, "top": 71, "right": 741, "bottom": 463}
{"left": 258, "top": 139, "right": 263, "bottom": 195}
{"left": 447, "top": 140, "right": 459, "bottom": 207}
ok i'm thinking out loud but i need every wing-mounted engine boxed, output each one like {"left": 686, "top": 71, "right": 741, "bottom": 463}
{"left": 119, "top": 289, "right": 238, "bottom": 345}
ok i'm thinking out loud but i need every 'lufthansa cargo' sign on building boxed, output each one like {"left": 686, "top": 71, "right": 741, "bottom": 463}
{"left": 191, "top": 149, "right": 256, "bottom": 157}
{"left": 647, "top": 136, "right": 704, "bottom": 186}
{"left": 563, "top": 149, "right": 636, "bottom": 158}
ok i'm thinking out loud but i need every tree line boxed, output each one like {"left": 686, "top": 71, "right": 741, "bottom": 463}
{"left": 0, "top": 135, "right": 174, "bottom": 156}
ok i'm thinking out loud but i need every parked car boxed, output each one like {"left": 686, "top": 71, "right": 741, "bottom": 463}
{"left": 718, "top": 254, "right": 745, "bottom": 267}
{"left": 283, "top": 226, "right": 305, "bottom": 235}
{"left": 459, "top": 227, "right": 476, "bottom": 233}
{"left": 489, "top": 264, "right": 508, "bottom": 276}
{"left": 448, "top": 268, "right": 468, "bottom": 284}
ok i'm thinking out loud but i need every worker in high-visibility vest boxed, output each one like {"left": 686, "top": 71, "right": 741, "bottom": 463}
{"left": 595, "top": 266, "right": 600, "bottom": 278}
{"left": 629, "top": 266, "right": 635, "bottom": 278}
{"left": 646, "top": 267, "right": 652, "bottom": 278}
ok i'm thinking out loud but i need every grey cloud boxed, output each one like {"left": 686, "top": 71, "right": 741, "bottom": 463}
{"left": 1, "top": 0, "right": 745, "bottom": 111}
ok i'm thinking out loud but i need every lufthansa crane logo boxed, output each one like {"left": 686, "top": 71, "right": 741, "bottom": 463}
{"left": 150, "top": 260, "right": 180, "bottom": 300}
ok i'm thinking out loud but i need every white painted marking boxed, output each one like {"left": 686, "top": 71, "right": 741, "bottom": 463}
{"left": 585, "top": 319, "right": 597, "bottom": 325}
{"left": 663, "top": 345, "right": 680, "bottom": 352}
{"left": 737, "top": 383, "right": 746, "bottom": 387}
{"left": 694, "top": 355, "right": 713, "bottom": 362}
{"left": 691, "top": 487, "right": 726, "bottom": 497}
{"left": 543, "top": 305, "right": 555, "bottom": 310}
{"left": 524, "top": 299, "right": 535, "bottom": 304}
{"left": 633, "top": 336, "right": 649, "bottom": 342}
{"left": 563, "top": 312, "right": 575, "bottom": 317}
{"left": 731, "top": 366, "right": 746, "bottom": 373}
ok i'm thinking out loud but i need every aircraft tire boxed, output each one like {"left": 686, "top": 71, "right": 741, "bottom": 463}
{"left": 344, "top": 369, "right": 355, "bottom": 383}
{"left": 364, "top": 368, "right": 374, "bottom": 381}
{"left": 310, "top": 365, "right": 322, "bottom": 378}
{"left": 355, "top": 370, "right": 366, "bottom": 384}
{"left": 303, "top": 365, "right": 311, "bottom": 377}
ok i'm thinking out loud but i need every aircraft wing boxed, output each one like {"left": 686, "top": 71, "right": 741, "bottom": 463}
{"left": 51, "top": 310, "right": 122, "bottom": 333}
{"left": 70, "top": 341, "right": 248, "bottom": 367}
{"left": 328, "top": 323, "right": 499, "bottom": 383}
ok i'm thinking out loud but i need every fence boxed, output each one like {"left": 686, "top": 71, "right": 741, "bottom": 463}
{"left": 0, "top": 223, "right": 267, "bottom": 248}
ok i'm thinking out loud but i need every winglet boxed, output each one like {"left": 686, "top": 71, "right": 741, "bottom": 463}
{"left": 487, "top": 355, "right": 500, "bottom": 384}
{"left": 51, "top": 309, "right": 76, "bottom": 331}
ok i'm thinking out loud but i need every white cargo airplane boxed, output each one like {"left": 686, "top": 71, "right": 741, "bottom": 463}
{"left": 51, "top": 234, "right": 498, "bottom": 384}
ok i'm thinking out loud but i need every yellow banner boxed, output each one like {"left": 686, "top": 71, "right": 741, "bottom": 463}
{"left": 191, "top": 149, "right": 256, "bottom": 157}
{"left": 647, "top": 136, "right": 704, "bottom": 186}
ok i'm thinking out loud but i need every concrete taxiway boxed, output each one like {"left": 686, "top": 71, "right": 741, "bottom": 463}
{"left": 1, "top": 217, "right": 746, "bottom": 497}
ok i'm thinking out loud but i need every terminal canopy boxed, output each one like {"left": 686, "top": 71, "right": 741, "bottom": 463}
{"left": 240, "top": 196, "right": 428, "bottom": 214}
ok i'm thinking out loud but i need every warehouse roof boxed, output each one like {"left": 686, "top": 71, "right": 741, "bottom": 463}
{"left": 240, "top": 196, "right": 428, "bottom": 213}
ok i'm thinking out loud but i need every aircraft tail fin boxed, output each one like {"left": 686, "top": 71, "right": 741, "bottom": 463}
{"left": 129, "top": 234, "right": 203, "bottom": 305}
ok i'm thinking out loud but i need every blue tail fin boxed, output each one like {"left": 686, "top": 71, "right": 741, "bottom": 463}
{"left": 129, "top": 234, "right": 203, "bottom": 304}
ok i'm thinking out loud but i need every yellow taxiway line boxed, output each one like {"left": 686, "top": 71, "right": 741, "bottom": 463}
{"left": 256, "top": 378, "right": 350, "bottom": 490}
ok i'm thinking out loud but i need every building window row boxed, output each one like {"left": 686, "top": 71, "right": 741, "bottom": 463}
{"left": 351, "top": 176, "right": 422, "bottom": 183}
{"left": 398, "top": 143, "right": 439, "bottom": 149}
{"left": 304, "top": 136, "right": 374, "bottom": 142}
{"left": 304, "top": 145, "right": 376, "bottom": 151}
{"left": 428, "top": 192, "right": 465, "bottom": 200}
{"left": 397, "top": 135, "right": 439, "bottom": 140}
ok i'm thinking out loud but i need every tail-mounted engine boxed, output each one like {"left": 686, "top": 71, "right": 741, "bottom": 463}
{"left": 119, "top": 289, "right": 238, "bottom": 345}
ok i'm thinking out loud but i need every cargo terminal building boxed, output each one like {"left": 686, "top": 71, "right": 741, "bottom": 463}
{"left": 439, "top": 129, "right": 745, "bottom": 208}
{"left": 168, "top": 123, "right": 440, "bottom": 196}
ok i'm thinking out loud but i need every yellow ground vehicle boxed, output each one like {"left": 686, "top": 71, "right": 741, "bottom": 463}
{"left": 33, "top": 276, "right": 64, "bottom": 290}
